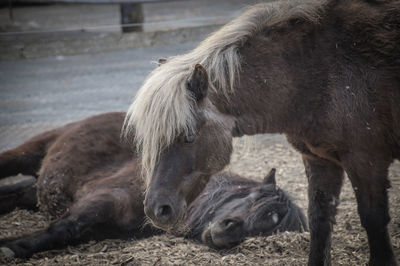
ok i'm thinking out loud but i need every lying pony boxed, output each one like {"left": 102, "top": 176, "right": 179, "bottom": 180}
{"left": 0, "top": 112, "right": 307, "bottom": 258}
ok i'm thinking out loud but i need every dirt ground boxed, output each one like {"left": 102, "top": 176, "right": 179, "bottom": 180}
{"left": 0, "top": 134, "right": 399, "bottom": 265}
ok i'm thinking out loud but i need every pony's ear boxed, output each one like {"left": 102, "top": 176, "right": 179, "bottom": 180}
{"left": 263, "top": 168, "right": 276, "bottom": 186}
{"left": 157, "top": 57, "right": 167, "bottom": 66}
{"left": 188, "top": 64, "right": 208, "bottom": 102}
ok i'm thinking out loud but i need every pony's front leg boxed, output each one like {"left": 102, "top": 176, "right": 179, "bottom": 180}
{"left": 1, "top": 192, "right": 120, "bottom": 258}
{"left": 342, "top": 153, "right": 397, "bottom": 266}
{"left": 303, "top": 156, "right": 344, "bottom": 266}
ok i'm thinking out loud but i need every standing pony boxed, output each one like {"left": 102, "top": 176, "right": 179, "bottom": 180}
{"left": 124, "top": 0, "right": 400, "bottom": 265}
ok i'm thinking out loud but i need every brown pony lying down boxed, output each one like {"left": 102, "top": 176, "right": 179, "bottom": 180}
{"left": 0, "top": 112, "right": 307, "bottom": 258}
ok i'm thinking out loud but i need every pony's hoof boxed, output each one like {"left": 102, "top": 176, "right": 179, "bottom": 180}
{"left": 0, "top": 247, "right": 15, "bottom": 258}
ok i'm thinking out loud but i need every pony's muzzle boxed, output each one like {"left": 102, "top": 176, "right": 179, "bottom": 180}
{"left": 201, "top": 217, "right": 245, "bottom": 249}
{"left": 143, "top": 195, "right": 186, "bottom": 229}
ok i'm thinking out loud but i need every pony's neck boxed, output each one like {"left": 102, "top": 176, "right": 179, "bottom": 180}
{"left": 209, "top": 19, "right": 322, "bottom": 138}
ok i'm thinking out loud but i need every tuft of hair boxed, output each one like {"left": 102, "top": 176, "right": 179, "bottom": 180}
{"left": 123, "top": 0, "right": 327, "bottom": 186}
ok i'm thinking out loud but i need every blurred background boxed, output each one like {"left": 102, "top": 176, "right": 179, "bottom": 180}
{"left": 0, "top": 0, "right": 266, "bottom": 59}
{"left": 0, "top": 0, "right": 271, "bottom": 151}
{"left": 0, "top": 0, "right": 265, "bottom": 33}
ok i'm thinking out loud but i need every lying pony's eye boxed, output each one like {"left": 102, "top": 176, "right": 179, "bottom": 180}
{"left": 184, "top": 134, "right": 196, "bottom": 144}
{"left": 268, "top": 211, "right": 279, "bottom": 224}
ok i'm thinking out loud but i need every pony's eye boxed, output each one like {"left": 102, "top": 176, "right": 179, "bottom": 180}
{"left": 268, "top": 212, "right": 279, "bottom": 224}
{"left": 184, "top": 134, "right": 196, "bottom": 144}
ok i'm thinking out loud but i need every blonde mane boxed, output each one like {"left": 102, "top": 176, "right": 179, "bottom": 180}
{"left": 123, "top": 0, "right": 326, "bottom": 186}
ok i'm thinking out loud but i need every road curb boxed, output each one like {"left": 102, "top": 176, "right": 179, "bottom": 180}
{"left": 0, "top": 24, "right": 222, "bottom": 61}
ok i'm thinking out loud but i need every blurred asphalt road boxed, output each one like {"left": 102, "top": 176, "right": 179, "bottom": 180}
{"left": 0, "top": 0, "right": 265, "bottom": 60}
{"left": 0, "top": 0, "right": 262, "bottom": 33}
{"left": 0, "top": 41, "right": 198, "bottom": 151}
{"left": 0, "top": 0, "right": 272, "bottom": 151}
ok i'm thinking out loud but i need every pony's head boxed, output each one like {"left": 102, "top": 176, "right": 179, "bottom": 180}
{"left": 124, "top": 62, "right": 235, "bottom": 230}
{"left": 124, "top": 0, "right": 324, "bottom": 230}
{"left": 186, "top": 169, "right": 308, "bottom": 249}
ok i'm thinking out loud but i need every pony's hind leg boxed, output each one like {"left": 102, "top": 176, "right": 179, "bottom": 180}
{"left": 0, "top": 129, "right": 60, "bottom": 179}
{"left": 303, "top": 156, "right": 344, "bottom": 266}
{"left": 0, "top": 189, "right": 139, "bottom": 258}
{"left": 0, "top": 130, "right": 59, "bottom": 215}
{"left": 0, "top": 176, "right": 37, "bottom": 214}
{"left": 343, "top": 152, "right": 397, "bottom": 266}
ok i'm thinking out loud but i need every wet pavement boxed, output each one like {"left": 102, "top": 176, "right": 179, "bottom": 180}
{"left": 0, "top": 0, "right": 263, "bottom": 33}
{"left": 0, "top": 41, "right": 198, "bottom": 151}
{"left": 0, "top": 0, "right": 266, "bottom": 59}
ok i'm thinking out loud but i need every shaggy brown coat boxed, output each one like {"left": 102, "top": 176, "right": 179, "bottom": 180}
{"left": 0, "top": 113, "right": 306, "bottom": 258}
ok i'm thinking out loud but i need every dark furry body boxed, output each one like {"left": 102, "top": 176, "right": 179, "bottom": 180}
{"left": 0, "top": 112, "right": 306, "bottom": 258}
{"left": 217, "top": 1, "right": 400, "bottom": 265}
{"left": 140, "top": 1, "right": 400, "bottom": 265}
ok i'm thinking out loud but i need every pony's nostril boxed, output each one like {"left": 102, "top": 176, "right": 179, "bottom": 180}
{"left": 155, "top": 204, "right": 172, "bottom": 219}
{"left": 222, "top": 218, "right": 241, "bottom": 230}
{"left": 224, "top": 219, "right": 234, "bottom": 228}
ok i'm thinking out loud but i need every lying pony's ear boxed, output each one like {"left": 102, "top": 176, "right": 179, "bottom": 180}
{"left": 187, "top": 64, "right": 208, "bottom": 102}
{"left": 157, "top": 57, "right": 167, "bottom": 66}
{"left": 263, "top": 168, "right": 276, "bottom": 186}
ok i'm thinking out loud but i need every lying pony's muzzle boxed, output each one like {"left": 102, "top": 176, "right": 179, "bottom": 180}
{"left": 201, "top": 216, "right": 245, "bottom": 249}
